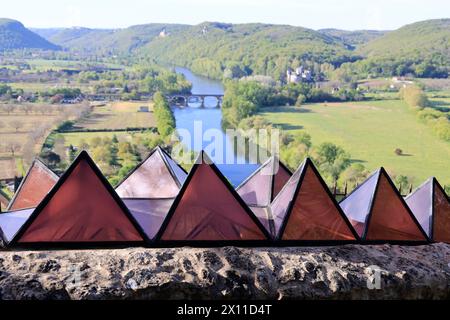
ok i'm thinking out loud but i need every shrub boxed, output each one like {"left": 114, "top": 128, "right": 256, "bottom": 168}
{"left": 56, "top": 120, "right": 75, "bottom": 132}
{"left": 399, "top": 86, "right": 429, "bottom": 109}
{"left": 295, "top": 94, "right": 306, "bottom": 107}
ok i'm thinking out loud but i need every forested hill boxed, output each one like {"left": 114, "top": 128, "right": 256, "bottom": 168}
{"left": 33, "top": 24, "right": 189, "bottom": 55}
{"left": 0, "top": 18, "right": 60, "bottom": 50}
{"left": 140, "top": 22, "right": 359, "bottom": 79}
{"left": 30, "top": 19, "right": 450, "bottom": 80}
{"left": 318, "top": 29, "right": 388, "bottom": 47}
{"left": 359, "top": 19, "right": 450, "bottom": 61}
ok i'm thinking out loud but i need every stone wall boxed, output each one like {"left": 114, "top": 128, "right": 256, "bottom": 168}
{"left": 1, "top": 244, "right": 449, "bottom": 300}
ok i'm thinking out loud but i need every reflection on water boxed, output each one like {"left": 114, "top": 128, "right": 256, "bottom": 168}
{"left": 175, "top": 67, "right": 224, "bottom": 95}
{"left": 173, "top": 67, "right": 259, "bottom": 186}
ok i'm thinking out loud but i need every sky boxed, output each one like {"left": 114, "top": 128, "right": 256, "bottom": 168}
{"left": 2, "top": 0, "right": 449, "bottom": 30}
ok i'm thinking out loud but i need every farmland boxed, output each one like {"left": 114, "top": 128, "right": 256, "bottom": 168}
{"left": 54, "top": 101, "right": 157, "bottom": 154}
{"left": 72, "top": 101, "right": 155, "bottom": 130}
{"left": 260, "top": 98, "right": 450, "bottom": 187}
{"left": 0, "top": 103, "right": 88, "bottom": 179}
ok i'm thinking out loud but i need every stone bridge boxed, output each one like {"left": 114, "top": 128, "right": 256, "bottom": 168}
{"left": 166, "top": 94, "right": 224, "bottom": 108}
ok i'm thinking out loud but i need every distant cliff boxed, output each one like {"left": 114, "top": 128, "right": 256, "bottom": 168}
{"left": 1, "top": 244, "right": 450, "bottom": 300}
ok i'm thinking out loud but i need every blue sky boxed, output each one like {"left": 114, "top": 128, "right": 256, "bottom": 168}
{"left": 3, "top": 0, "right": 449, "bottom": 30}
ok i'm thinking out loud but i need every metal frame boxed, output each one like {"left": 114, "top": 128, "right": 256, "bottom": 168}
{"left": 405, "top": 178, "right": 434, "bottom": 239}
{"left": 6, "top": 157, "right": 59, "bottom": 211}
{"left": 342, "top": 168, "right": 429, "bottom": 243}
{"left": 114, "top": 146, "right": 188, "bottom": 191}
{"left": 236, "top": 156, "right": 292, "bottom": 205}
{"left": 275, "top": 158, "right": 360, "bottom": 244}
{"left": 406, "top": 177, "right": 450, "bottom": 242}
{"left": 8, "top": 151, "right": 149, "bottom": 249}
{"left": 154, "top": 151, "right": 273, "bottom": 246}
{"left": 0, "top": 207, "right": 35, "bottom": 245}
{"left": 0, "top": 227, "right": 5, "bottom": 248}
{"left": 236, "top": 156, "right": 292, "bottom": 236}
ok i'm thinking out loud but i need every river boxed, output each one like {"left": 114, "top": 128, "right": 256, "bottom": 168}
{"left": 172, "top": 67, "right": 259, "bottom": 186}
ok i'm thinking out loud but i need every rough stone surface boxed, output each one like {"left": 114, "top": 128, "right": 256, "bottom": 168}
{"left": 1, "top": 244, "right": 450, "bottom": 300}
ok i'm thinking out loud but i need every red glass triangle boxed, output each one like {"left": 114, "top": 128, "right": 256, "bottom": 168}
{"left": 272, "top": 163, "right": 292, "bottom": 200}
{"left": 365, "top": 172, "right": 427, "bottom": 241}
{"left": 433, "top": 181, "right": 450, "bottom": 243}
{"left": 160, "top": 161, "right": 267, "bottom": 241}
{"left": 9, "top": 161, "right": 58, "bottom": 211}
{"left": 18, "top": 157, "right": 144, "bottom": 243}
{"left": 282, "top": 163, "right": 356, "bottom": 240}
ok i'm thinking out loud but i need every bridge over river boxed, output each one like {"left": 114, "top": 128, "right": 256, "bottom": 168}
{"left": 166, "top": 94, "right": 224, "bottom": 108}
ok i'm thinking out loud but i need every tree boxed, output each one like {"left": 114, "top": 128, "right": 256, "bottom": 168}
{"left": 39, "top": 150, "right": 61, "bottom": 167}
{"left": 6, "top": 141, "right": 21, "bottom": 157}
{"left": 22, "top": 137, "right": 36, "bottom": 167}
{"left": 118, "top": 141, "right": 137, "bottom": 164}
{"left": 9, "top": 120, "right": 23, "bottom": 133}
{"left": 50, "top": 94, "right": 64, "bottom": 104}
{"left": 293, "top": 132, "right": 312, "bottom": 149}
{"left": 68, "top": 145, "right": 77, "bottom": 162}
{"left": 295, "top": 94, "right": 306, "bottom": 107}
{"left": 238, "top": 115, "right": 272, "bottom": 130}
{"left": 90, "top": 136, "right": 103, "bottom": 148}
{"left": 340, "top": 163, "right": 369, "bottom": 187}
{"left": 445, "top": 185, "right": 450, "bottom": 195}
{"left": 22, "top": 104, "right": 33, "bottom": 115}
{"left": 395, "top": 175, "right": 410, "bottom": 192}
{"left": 0, "top": 84, "right": 11, "bottom": 96}
{"left": 54, "top": 136, "right": 67, "bottom": 163}
{"left": 3, "top": 104, "right": 15, "bottom": 115}
{"left": 79, "top": 139, "right": 90, "bottom": 151}
{"left": 314, "top": 142, "right": 351, "bottom": 183}
{"left": 399, "top": 86, "right": 429, "bottom": 109}
{"left": 153, "top": 91, "right": 176, "bottom": 137}
{"left": 316, "top": 142, "right": 345, "bottom": 165}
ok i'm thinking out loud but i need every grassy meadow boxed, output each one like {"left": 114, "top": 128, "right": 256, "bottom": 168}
{"left": 260, "top": 99, "right": 450, "bottom": 187}
{"left": 74, "top": 101, "right": 155, "bottom": 130}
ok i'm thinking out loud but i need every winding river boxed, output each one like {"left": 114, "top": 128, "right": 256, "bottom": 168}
{"left": 172, "top": 67, "right": 259, "bottom": 186}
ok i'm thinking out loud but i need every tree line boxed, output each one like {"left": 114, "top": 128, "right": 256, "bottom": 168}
{"left": 222, "top": 79, "right": 364, "bottom": 128}
{"left": 400, "top": 86, "right": 450, "bottom": 143}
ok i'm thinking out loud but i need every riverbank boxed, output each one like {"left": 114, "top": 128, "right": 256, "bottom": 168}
{"left": 173, "top": 67, "right": 259, "bottom": 186}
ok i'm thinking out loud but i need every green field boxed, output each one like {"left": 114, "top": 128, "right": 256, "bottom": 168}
{"left": 22, "top": 59, "right": 124, "bottom": 72}
{"left": 60, "top": 131, "right": 150, "bottom": 146}
{"left": 260, "top": 99, "right": 450, "bottom": 187}
{"left": 55, "top": 101, "right": 157, "bottom": 154}
{"left": 75, "top": 102, "right": 155, "bottom": 130}
{"left": 8, "top": 81, "right": 92, "bottom": 92}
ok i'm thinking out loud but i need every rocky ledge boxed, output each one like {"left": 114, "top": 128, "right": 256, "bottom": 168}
{"left": 1, "top": 244, "right": 450, "bottom": 300}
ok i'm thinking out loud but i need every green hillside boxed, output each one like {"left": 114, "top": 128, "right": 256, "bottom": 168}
{"left": 29, "top": 19, "right": 450, "bottom": 80}
{"left": 359, "top": 19, "right": 450, "bottom": 61}
{"left": 0, "top": 18, "right": 60, "bottom": 50}
{"left": 141, "top": 22, "right": 359, "bottom": 79}
{"left": 30, "top": 28, "right": 65, "bottom": 40}
{"left": 35, "top": 24, "right": 189, "bottom": 54}
{"left": 318, "top": 29, "right": 388, "bottom": 47}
